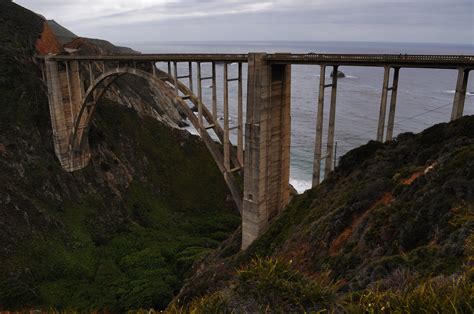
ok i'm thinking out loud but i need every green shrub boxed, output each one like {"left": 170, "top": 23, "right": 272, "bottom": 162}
{"left": 234, "top": 256, "right": 342, "bottom": 311}
{"left": 162, "top": 291, "right": 229, "bottom": 313}
{"left": 345, "top": 273, "right": 474, "bottom": 313}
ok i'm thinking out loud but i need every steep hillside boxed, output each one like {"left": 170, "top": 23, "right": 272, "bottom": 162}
{"left": 65, "top": 37, "right": 138, "bottom": 54}
{"left": 0, "top": 1, "right": 239, "bottom": 310}
{"left": 46, "top": 20, "right": 77, "bottom": 45}
{"left": 175, "top": 116, "right": 474, "bottom": 311}
{"left": 46, "top": 19, "right": 136, "bottom": 54}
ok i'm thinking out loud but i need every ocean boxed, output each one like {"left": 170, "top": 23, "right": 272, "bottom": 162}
{"left": 120, "top": 41, "right": 474, "bottom": 193}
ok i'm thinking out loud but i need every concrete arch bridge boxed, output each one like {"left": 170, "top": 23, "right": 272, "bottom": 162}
{"left": 39, "top": 53, "right": 474, "bottom": 249}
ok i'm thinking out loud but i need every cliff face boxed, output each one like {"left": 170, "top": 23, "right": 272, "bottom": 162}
{"left": 35, "top": 21, "right": 63, "bottom": 54}
{"left": 46, "top": 20, "right": 77, "bottom": 45}
{"left": 175, "top": 116, "right": 474, "bottom": 311}
{"left": 0, "top": 1, "right": 238, "bottom": 310}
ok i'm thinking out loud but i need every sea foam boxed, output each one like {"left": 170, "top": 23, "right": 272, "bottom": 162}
{"left": 290, "top": 177, "right": 311, "bottom": 194}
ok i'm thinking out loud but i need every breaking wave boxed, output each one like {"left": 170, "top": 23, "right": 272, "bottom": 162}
{"left": 290, "top": 177, "right": 312, "bottom": 194}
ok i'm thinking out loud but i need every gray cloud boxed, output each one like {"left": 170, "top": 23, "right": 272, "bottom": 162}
{"left": 14, "top": 0, "right": 474, "bottom": 44}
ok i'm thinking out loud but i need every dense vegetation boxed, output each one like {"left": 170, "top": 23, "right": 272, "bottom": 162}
{"left": 169, "top": 256, "right": 472, "bottom": 312}
{"left": 0, "top": 1, "right": 239, "bottom": 310}
{"left": 175, "top": 115, "right": 474, "bottom": 311}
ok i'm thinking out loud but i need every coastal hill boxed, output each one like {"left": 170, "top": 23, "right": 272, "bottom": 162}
{"left": 45, "top": 19, "right": 77, "bottom": 45}
{"left": 174, "top": 116, "right": 474, "bottom": 311}
{"left": 45, "top": 18, "right": 138, "bottom": 54}
{"left": 0, "top": 1, "right": 238, "bottom": 310}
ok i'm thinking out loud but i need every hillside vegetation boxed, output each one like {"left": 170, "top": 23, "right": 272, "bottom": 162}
{"left": 0, "top": 1, "right": 239, "bottom": 310}
{"left": 175, "top": 115, "right": 474, "bottom": 311}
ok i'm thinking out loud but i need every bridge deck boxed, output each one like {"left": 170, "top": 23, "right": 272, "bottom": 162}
{"left": 44, "top": 54, "right": 249, "bottom": 62}
{"left": 42, "top": 53, "right": 474, "bottom": 69}
{"left": 267, "top": 53, "right": 474, "bottom": 69}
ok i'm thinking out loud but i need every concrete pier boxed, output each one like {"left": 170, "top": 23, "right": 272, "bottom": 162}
{"left": 377, "top": 66, "right": 391, "bottom": 142}
{"left": 324, "top": 66, "right": 339, "bottom": 179}
{"left": 45, "top": 58, "right": 90, "bottom": 171}
{"left": 312, "top": 65, "right": 340, "bottom": 185}
{"left": 312, "top": 65, "right": 326, "bottom": 187}
{"left": 242, "top": 53, "right": 291, "bottom": 249}
{"left": 386, "top": 67, "right": 400, "bottom": 141}
{"left": 377, "top": 66, "right": 404, "bottom": 142}
{"left": 451, "top": 68, "right": 470, "bottom": 121}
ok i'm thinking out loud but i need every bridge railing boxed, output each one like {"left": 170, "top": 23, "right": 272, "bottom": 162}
{"left": 43, "top": 54, "right": 249, "bottom": 63}
{"left": 266, "top": 53, "right": 474, "bottom": 66}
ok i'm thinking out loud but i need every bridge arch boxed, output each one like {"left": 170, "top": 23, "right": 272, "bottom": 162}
{"left": 70, "top": 66, "right": 243, "bottom": 212}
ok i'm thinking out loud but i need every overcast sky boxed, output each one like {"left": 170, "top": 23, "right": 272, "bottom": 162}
{"left": 14, "top": 0, "right": 474, "bottom": 45}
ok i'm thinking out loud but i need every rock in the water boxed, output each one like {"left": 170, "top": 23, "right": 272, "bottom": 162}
{"left": 331, "top": 70, "right": 346, "bottom": 78}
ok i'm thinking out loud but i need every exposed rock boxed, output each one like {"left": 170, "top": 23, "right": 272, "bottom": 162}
{"left": 35, "top": 20, "right": 63, "bottom": 54}
{"left": 330, "top": 70, "right": 346, "bottom": 78}
{"left": 46, "top": 20, "right": 77, "bottom": 45}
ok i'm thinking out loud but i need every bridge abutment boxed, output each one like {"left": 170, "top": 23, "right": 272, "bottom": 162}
{"left": 45, "top": 57, "right": 90, "bottom": 172}
{"left": 242, "top": 53, "right": 292, "bottom": 249}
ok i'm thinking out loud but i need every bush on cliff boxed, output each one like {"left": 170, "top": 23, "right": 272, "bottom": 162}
{"left": 169, "top": 257, "right": 473, "bottom": 312}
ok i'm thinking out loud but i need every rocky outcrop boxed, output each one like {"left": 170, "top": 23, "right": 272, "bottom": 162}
{"left": 46, "top": 20, "right": 77, "bottom": 45}
{"left": 330, "top": 70, "right": 346, "bottom": 78}
{"left": 105, "top": 75, "right": 188, "bottom": 127}
{"left": 35, "top": 20, "right": 63, "bottom": 54}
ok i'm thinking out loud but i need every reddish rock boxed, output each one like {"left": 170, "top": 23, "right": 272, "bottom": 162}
{"left": 35, "top": 21, "right": 63, "bottom": 54}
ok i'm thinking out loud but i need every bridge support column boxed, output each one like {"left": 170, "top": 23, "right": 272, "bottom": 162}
{"left": 377, "top": 66, "right": 390, "bottom": 142}
{"left": 312, "top": 65, "right": 340, "bottom": 185}
{"left": 386, "top": 67, "right": 400, "bottom": 141}
{"left": 451, "top": 68, "right": 469, "bottom": 121}
{"left": 312, "top": 65, "right": 326, "bottom": 187}
{"left": 44, "top": 57, "right": 90, "bottom": 171}
{"left": 377, "top": 66, "right": 402, "bottom": 142}
{"left": 324, "top": 65, "right": 339, "bottom": 179}
{"left": 242, "top": 53, "right": 291, "bottom": 250}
